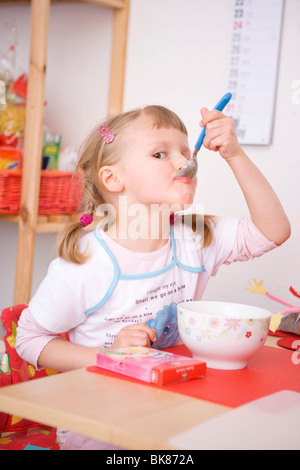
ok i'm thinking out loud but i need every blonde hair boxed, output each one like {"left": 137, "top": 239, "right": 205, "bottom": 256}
{"left": 57, "top": 105, "right": 214, "bottom": 264}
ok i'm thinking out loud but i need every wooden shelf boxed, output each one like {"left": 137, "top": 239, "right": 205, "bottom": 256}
{"left": 0, "top": 215, "right": 20, "bottom": 224}
{"left": 0, "top": 0, "right": 125, "bottom": 8}
{"left": 0, "top": 214, "right": 72, "bottom": 232}
{"left": 0, "top": 214, "right": 102, "bottom": 232}
{"left": 0, "top": 0, "right": 130, "bottom": 303}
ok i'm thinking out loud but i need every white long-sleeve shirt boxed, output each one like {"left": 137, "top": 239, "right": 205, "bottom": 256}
{"left": 16, "top": 216, "right": 276, "bottom": 368}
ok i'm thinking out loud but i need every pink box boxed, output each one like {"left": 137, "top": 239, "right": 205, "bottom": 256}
{"left": 94, "top": 347, "right": 206, "bottom": 386}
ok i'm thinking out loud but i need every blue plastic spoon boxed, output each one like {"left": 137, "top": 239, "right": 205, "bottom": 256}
{"left": 177, "top": 92, "right": 232, "bottom": 179}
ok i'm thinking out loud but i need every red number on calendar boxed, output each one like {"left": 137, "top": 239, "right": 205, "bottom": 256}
{"left": 233, "top": 21, "right": 243, "bottom": 30}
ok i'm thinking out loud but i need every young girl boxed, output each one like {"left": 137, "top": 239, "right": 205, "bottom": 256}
{"left": 16, "top": 104, "right": 290, "bottom": 449}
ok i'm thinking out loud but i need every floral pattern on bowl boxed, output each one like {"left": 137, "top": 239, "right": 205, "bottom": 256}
{"left": 177, "top": 301, "right": 271, "bottom": 370}
{"left": 179, "top": 314, "right": 269, "bottom": 342}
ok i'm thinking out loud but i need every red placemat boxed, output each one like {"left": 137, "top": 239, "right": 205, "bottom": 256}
{"left": 88, "top": 344, "right": 300, "bottom": 408}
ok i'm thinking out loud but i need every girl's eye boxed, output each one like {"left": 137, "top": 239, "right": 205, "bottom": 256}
{"left": 153, "top": 152, "right": 167, "bottom": 159}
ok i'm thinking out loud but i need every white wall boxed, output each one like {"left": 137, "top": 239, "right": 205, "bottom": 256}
{"left": 0, "top": 0, "right": 299, "bottom": 314}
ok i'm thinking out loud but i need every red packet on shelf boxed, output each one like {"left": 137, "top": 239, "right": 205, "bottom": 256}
{"left": 89, "top": 346, "right": 206, "bottom": 386}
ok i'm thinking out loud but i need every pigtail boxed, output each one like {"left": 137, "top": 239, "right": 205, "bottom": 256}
{"left": 202, "top": 215, "right": 215, "bottom": 248}
{"left": 57, "top": 218, "right": 88, "bottom": 264}
{"left": 57, "top": 204, "right": 95, "bottom": 265}
{"left": 177, "top": 213, "right": 215, "bottom": 248}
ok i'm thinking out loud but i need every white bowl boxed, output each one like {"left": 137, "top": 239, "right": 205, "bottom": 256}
{"left": 177, "top": 301, "right": 271, "bottom": 370}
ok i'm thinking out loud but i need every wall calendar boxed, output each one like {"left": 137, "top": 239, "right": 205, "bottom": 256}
{"left": 226, "top": 0, "right": 284, "bottom": 144}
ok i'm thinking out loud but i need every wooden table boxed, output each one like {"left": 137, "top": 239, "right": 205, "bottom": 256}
{"left": 0, "top": 336, "right": 280, "bottom": 450}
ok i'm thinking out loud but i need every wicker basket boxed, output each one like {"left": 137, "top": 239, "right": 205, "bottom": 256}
{"left": 0, "top": 169, "right": 83, "bottom": 215}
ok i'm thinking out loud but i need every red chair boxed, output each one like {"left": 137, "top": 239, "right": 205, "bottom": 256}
{"left": 0, "top": 305, "right": 62, "bottom": 450}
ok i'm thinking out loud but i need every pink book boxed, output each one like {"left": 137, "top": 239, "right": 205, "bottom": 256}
{"left": 90, "top": 346, "right": 206, "bottom": 386}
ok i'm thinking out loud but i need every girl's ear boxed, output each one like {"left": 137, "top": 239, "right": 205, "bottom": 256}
{"left": 98, "top": 166, "right": 124, "bottom": 193}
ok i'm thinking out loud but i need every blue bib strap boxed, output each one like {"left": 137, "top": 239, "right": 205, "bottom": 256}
{"left": 84, "top": 229, "right": 121, "bottom": 316}
{"left": 85, "top": 225, "right": 206, "bottom": 315}
{"left": 170, "top": 226, "right": 206, "bottom": 273}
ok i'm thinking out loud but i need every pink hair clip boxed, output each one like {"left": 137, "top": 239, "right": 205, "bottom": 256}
{"left": 99, "top": 125, "right": 115, "bottom": 144}
{"left": 170, "top": 213, "right": 178, "bottom": 225}
{"left": 80, "top": 214, "right": 93, "bottom": 227}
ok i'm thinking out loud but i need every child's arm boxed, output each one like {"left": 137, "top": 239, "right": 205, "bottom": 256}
{"left": 17, "top": 308, "right": 156, "bottom": 372}
{"left": 16, "top": 310, "right": 99, "bottom": 372}
{"left": 200, "top": 108, "right": 291, "bottom": 246}
{"left": 37, "top": 337, "right": 99, "bottom": 372}
{"left": 38, "top": 323, "right": 157, "bottom": 371}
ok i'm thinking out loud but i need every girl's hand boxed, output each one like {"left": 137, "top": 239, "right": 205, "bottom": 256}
{"left": 200, "top": 107, "right": 242, "bottom": 161}
{"left": 110, "top": 323, "right": 157, "bottom": 349}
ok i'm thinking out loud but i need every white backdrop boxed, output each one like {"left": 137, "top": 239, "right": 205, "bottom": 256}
{"left": 0, "top": 0, "right": 299, "bottom": 314}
